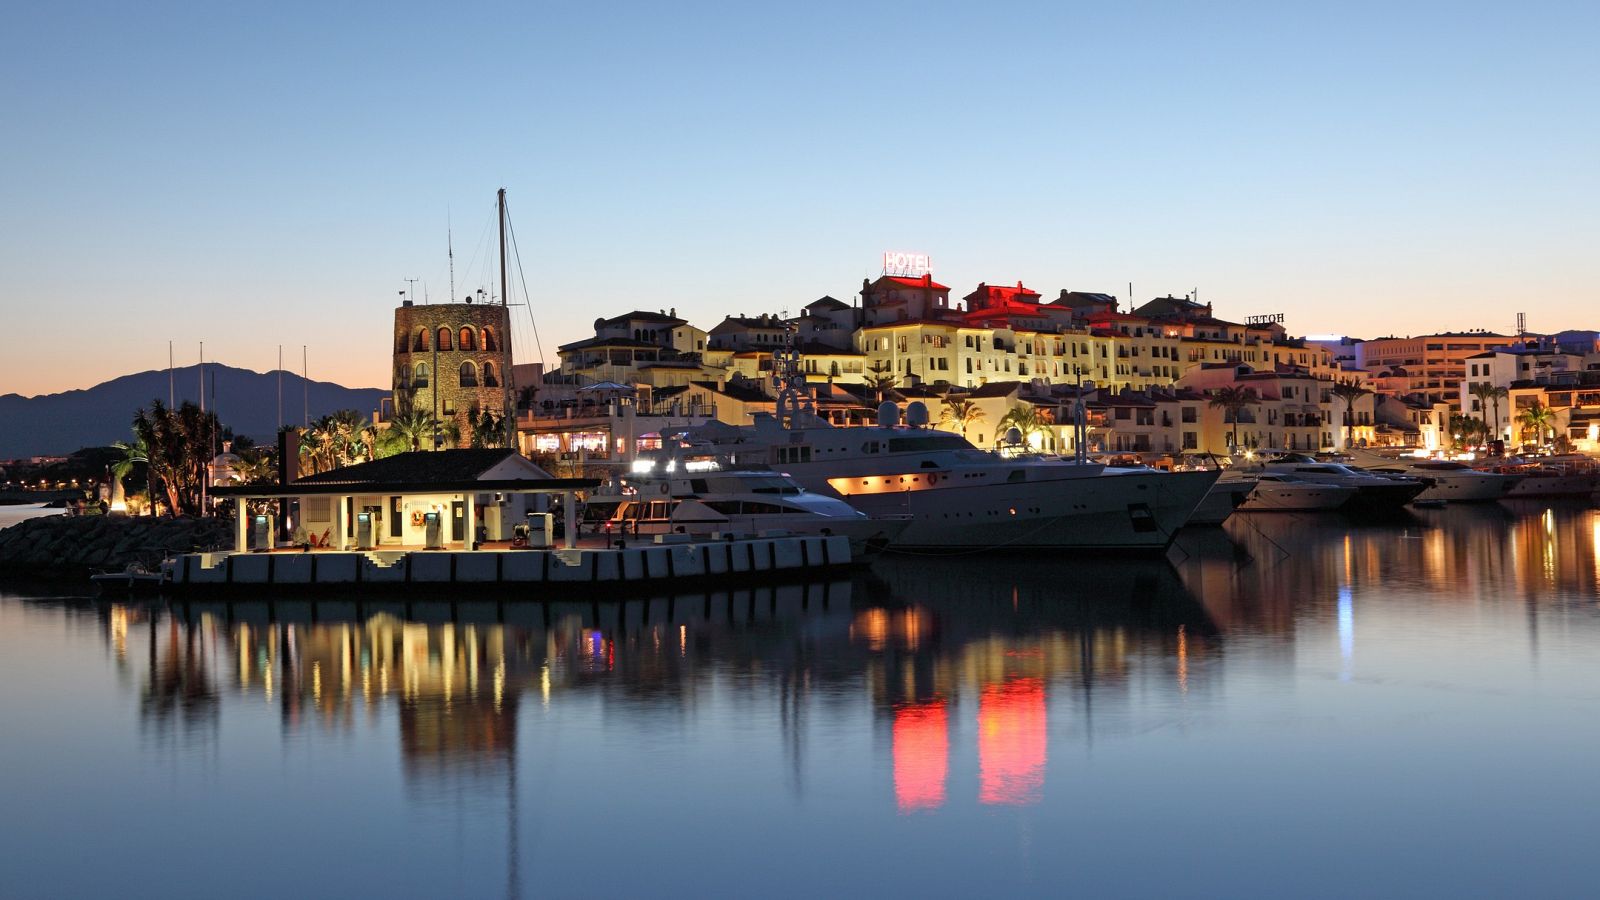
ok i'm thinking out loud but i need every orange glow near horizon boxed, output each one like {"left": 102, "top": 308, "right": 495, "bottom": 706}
{"left": 978, "top": 677, "right": 1047, "bottom": 806}
{"left": 892, "top": 700, "right": 949, "bottom": 813}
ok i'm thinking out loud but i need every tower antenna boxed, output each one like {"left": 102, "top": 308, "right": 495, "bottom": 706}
{"left": 404, "top": 276, "right": 420, "bottom": 307}
{"left": 448, "top": 209, "right": 456, "bottom": 303}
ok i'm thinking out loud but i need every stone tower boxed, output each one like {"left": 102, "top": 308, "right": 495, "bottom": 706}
{"left": 392, "top": 299, "right": 512, "bottom": 448}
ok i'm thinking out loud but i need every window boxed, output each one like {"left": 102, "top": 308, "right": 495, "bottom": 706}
{"left": 459, "top": 361, "right": 477, "bottom": 387}
{"left": 397, "top": 333, "right": 409, "bottom": 353}
{"left": 483, "top": 362, "right": 498, "bottom": 387}
{"left": 459, "top": 327, "right": 476, "bottom": 350}
{"left": 413, "top": 362, "right": 430, "bottom": 387}
{"left": 443, "top": 399, "right": 456, "bottom": 416}
{"left": 482, "top": 327, "right": 498, "bottom": 351}
{"left": 414, "top": 328, "right": 428, "bottom": 352}
{"left": 437, "top": 327, "right": 453, "bottom": 351}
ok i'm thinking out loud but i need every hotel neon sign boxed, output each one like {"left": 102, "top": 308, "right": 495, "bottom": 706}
{"left": 883, "top": 251, "right": 932, "bottom": 278}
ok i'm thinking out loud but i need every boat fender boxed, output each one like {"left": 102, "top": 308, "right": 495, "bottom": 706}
{"left": 927, "top": 473, "right": 938, "bottom": 485}
{"left": 659, "top": 482, "right": 670, "bottom": 495}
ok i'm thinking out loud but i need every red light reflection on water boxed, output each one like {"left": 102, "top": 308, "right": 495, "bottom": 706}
{"left": 892, "top": 700, "right": 948, "bottom": 812}
{"left": 978, "top": 677, "right": 1046, "bottom": 806}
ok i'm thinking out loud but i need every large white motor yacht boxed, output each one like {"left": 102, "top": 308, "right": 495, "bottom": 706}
{"left": 695, "top": 406, "right": 1219, "bottom": 552}
{"left": 1235, "top": 453, "right": 1426, "bottom": 513}
{"left": 1346, "top": 451, "right": 1521, "bottom": 503}
{"left": 1240, "top": 475, "right": 1357, "bottom": 512}
{"left": 585, "top": 464, "right": 910, "bottom": 556}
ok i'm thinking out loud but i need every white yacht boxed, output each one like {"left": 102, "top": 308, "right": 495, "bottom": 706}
{"left": 1187, "top": 470, "right": 1259, "bottom": 526}
{"left": 1347, "top": 451, "right": 1521, "bottom": 503}
{"left": 1236, "top": 453, "right": 1426, "bottom": 513}
{"left": 1486, "top": 457, "right": 1600, "bottom": 499}
{"left": 585, "top": 465, "right": 910, "bottom": 556}
{"left": 1239, "top": 475, "right": 1357, "bottom": 512}
{"left": 695, "top": 407, "right": 1219, "bottom": 552}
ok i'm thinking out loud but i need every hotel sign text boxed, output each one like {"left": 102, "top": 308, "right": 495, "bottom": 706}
{"left": 1246, "top": 313, "right": 1285, "bottom": 325}
{"left": 882, "top": 251, "right": 932, "bottom": 277}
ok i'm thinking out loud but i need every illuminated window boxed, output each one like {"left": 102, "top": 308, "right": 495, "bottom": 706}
{"left": 482, "top": 327, "right": 498, "bottom": 351}
{"left": 459, "top": 327, "right": 477, "bottom": 350}
{"left": 437, "top": 327, "right": 453, "bottom": 351}
{"left": 413, "top": 328, "right": 428, "bottom": 351}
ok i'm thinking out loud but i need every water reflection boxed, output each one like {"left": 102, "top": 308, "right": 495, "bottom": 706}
{"left": 5, "top": 501, "right": 1600, "bottom": 896}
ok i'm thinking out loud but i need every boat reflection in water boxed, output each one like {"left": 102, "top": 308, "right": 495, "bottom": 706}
{"left": 116, "top": 548, "right": 1219, "bottom": 816}
{"left": 9, "top": 499, "right": 1600, "bottom": 896}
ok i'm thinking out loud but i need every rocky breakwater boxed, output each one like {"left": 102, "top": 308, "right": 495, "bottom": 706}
{"left": 0, "top": 515, "right": 233, "bottom": 576}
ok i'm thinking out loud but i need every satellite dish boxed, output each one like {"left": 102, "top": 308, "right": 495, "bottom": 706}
{"left": 905, "top": 401, "right": 929, "bottom": 427}
{"left": 1004, "top": 427, "right": 1023, "bottom": 446}
{"left": 877, "top": 401, "right": 901, "bottom": 428}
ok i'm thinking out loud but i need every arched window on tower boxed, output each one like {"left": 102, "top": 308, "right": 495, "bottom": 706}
{"left": 459, "top": 361, "right": 478, "bottom": 388}
{"left": 459, "top": 327, "right": 476, "bottom": 351}
{"left": 482, "top": 362, "right": 498, "bottom": 387}
{"left": 482, "top": 327, "right": 498, "bottom": 351}
{"left": 396, "top": 364, "right": 410, "bottom": 389}
{"left": 397, "top": 332, "right": 408, "bottom": 353}
{"left": 413, "top": 328, "right": 428, "bottom": 352}
{"left": 437, "top": 327, "right": 453, "bottom": 351}
{"left": 414, "top": 362, "right": 430, "bottom": 387}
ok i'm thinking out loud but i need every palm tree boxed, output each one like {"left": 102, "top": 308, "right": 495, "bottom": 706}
{"left": 938, "top": 397, "right": 986, "bottom": 438}
{"left": 1207, "top": 387, "right": 1260, "bottom": 452}
{"left": 1467, "top": 382, "right": 1506, "bottom": 446}
{"left": 110, "top": 438, "right": 149, "bottom": 513}
{"left": 1489, "top": 386, "right": 1509, "bottom": 445}
{"left": 386, "top": 409, "right": 439, "bottom": 453}
{"left": 232, "top": 449, "right": 277, "bottom": 485}
{"left": 1330, "top": 378, "right": 1371, "bottom": 450}
{"left": 329, "top": 409, "right": 368, "bottom": 464}
{"left": 1518, "top": 402, "right": 1555, "bottom": 448}
{"left": 864, "top": 360, "right": 898, "bottom": 403}
{"left": 997, "top": 404, "right": 1050, "bottom": 448}
{"left": 130, "top": 399, "right": 220, "bottom": 516}
{"left": 472, "top": 410, "right": 506, "bottom": 449}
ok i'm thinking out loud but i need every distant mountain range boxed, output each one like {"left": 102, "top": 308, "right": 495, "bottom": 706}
{"left": 0, "top": 365, "right": 388, "bottom": 458}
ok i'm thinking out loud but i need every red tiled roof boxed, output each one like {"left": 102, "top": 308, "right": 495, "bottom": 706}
{"left": 882, "top": 275, "right": 950, "bottom": 291}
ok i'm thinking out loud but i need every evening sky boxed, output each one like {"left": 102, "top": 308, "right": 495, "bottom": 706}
{"left": 2, "top": 1, "right": 1596, "bottom": 395}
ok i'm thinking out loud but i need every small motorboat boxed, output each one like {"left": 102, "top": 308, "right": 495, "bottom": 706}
{"left": 90, "top": 562, "right": 168, "bottom": 593}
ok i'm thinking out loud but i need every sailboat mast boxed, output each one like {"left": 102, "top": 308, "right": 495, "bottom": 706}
{"left": 498, "top": 188, "right": 515, "bottom": 446}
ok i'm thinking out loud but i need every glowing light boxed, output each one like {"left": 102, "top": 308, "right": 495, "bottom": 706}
{"left": 1176, "top": 625, "right": 1188, "bottom": 694}
{"left": 893, "top": 701, "right": 949, "bottom": 813}
{"left": 882, "top": 250, "right": 932, "bottom": 277}
{"left": 630, "top": 459, "right": 655, "bottom": 473}
{"left": 684, "top": 459, "right": 720, "bottom": 473}
{"left": 978, "top": 677, "right": 1047, "bottom": 806}
{"left": 1337, "top": 587, "right": 1354, "bottom": 682}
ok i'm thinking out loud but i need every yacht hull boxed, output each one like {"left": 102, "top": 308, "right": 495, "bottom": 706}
{"left": 1501, "top": 472, "right": 1600, "bottom": 498}
{"left": 832, "top": 470, "right": 1219, "bottom": 551}
{"left": 1412, "top": 472, "right": 1521, "bottom": 503}
{"left": 1240, "top": 482, "right": 1355, "bottom": 512}
{"left": 1188, "top": 478, "right": 1256, "bottom": 526}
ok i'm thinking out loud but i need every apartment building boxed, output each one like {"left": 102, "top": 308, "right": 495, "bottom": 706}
{"left": 1353, "top": 331, "right": 1512, "bottom": 404}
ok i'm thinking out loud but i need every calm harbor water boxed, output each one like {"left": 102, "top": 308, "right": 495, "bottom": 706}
{"left": 3, "top": 501, "right": 1599, "bottom": 898}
